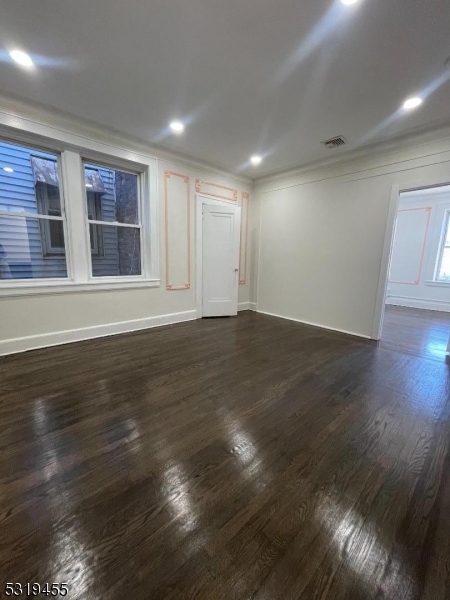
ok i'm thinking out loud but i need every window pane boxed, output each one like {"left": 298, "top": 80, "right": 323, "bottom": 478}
{"left": 0, "top": 140, "right": 61, "bottom": 215}
{"left": 48, "top": 220, "right": 65, "bottom": 249}
{"left": 0, "top": 215, "right": 67, "bottom": 279}
{"left": 445, "top": 216, "right": 450, "bottom": 247}
{"left": 84, "top": 163, "right": 139, "bottom": 225}
{"left": 91, "top": 225, "right": 141, "bottom": 277}
{"left": 438, "top": 247, "right": 450, "bottom": 282}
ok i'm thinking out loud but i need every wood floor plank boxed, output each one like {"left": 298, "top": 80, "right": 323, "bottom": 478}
{"left": 0, "top": 311, "right": 449, "bottom": 599}
{"left": 381, "top": 305, "right": 450, "bottom": 362}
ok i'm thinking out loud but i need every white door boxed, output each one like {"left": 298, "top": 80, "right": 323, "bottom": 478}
{"left": 202, "top": 203, "right": 241, "bottom": 317}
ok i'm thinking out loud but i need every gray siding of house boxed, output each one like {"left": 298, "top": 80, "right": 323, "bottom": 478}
{"left": 91, "top": 167, "right": 121, "bottom": 277}
{"left": 0, "top": 141, "right": 121, "bottom": 279}
{"left": 0, "top": 142, "right": 67, "bottom": 279}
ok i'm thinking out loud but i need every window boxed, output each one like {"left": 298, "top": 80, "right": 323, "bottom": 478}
{"left": 84, "top": 162, "right": 142, "bottom": 278}
{"left": 0, "top": 142, "right": 68, "bottom": 280}
{"left": 0, "top": 130, "right": 158, "bottom": 295}
{"left": 436, "top": 211, "right": 450, "bottom": 282}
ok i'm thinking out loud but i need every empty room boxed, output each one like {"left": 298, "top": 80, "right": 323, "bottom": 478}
{"left": 1, "top": 1, "right": 450, "bottom": 599}
{"left": 381, "top": 185, "right": 450, "bottom": 360}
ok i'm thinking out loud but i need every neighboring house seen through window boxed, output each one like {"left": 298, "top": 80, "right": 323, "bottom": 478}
{"left": 37, "top": 175, "right": 66, "bottom": 256}
{"left": 0, "top": 144, "right": 68, "bottom": 279}
{"left": 87, "top": 194, "right": 104, "bottom": 256}
{"left": 84, "top": 162, "right": 142, "bottom": 277}
{"left": 0, "top": 133, "right": 156, "bottom": 294}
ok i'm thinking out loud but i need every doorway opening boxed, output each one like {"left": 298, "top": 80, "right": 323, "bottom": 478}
{"left": 380, "top": 184, "right": 450, "bottom": 361}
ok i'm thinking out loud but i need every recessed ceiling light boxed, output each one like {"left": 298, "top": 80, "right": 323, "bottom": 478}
{"left": 341, "top": 0, "right": 359, "bottom": 5}
{"left": 170, "top": 121, "right": 184, "bottom": 134}
{"left": 85, "top": 183, "right": 93, "bottom": 188}
{"left": 250, "top": 155, "right": 262, "bottom": 166}
{"left": 3, "top": 167, "right": 14, "bottom": 173}
{"left": 403, "top": 97, "right": 422, "bottom": 111}
{"left": 9, "top": 50, "right": 34, "bottom": 67}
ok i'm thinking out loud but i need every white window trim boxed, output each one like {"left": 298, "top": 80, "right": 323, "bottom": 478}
{"left": 433, "top": 209, "right": 450, "bottom": 283}
{"left": 424, "top": 280, "right": 450, "bottom": 288}
{"left": 424, "top": 200, "right": 450, "bottom": 287}
{"left": 0, "top": 126, "right": 160, "bottom": 297}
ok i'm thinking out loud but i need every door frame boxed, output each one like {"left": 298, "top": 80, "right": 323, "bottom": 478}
{"left": 196, "top": 193, "right": 240, "bottom": 318}
{"left": 372, "top": 176, "right": 450, "bottom": 340}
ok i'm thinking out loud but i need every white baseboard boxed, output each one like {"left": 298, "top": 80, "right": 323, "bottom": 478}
{"left": 256, "top": 309, "right": 372, "bottom": 340}
{"left": 0, "top": 310, "right": 197, "bottom": 356}
{"left": 238, "top": 302, "right": 258, "bottom": 312}
{"left": 386, "top": 296, "right": 450, "bottom": 313}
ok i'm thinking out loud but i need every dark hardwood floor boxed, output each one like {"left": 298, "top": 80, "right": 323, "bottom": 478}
{"left": 1, "top": 312, "right": 450, "bottom": 599}
{"left": 381, "top": 305, "right": 450, "bottom": 361}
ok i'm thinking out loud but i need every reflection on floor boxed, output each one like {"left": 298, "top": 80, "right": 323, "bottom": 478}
{"left": 1, "top": 312, "right": 450, "bottom": 599}
{"left": 381, "top": 305, "right": 450, "bottom": 361}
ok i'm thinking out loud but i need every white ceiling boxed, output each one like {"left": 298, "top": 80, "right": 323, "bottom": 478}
{"left": 1, "top": 0, "right": 450, "bottom": 177}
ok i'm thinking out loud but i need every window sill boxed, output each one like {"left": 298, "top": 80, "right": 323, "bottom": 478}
{"left": 0, "top": 278, "right": 160, "bottom": 298}
{"left": 425, "top": 280, "right": 450, "bottom": 288}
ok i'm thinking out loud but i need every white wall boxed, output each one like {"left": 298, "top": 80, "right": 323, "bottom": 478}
{"left": 252, "top": 128, "right": 450, "bottom": 339}
{"left": 386, "top": 187, "right": 450, "bottom": 312}
{"left": 0, "top": 97, "right": 252, "bottom": 355}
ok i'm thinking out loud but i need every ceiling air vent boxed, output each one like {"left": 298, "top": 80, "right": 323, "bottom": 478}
{"left": 321, "top": 135, "right": 347, "bottom": 149}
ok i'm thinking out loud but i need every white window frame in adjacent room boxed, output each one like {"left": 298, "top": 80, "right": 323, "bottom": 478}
{"left": 0, "top": 125, "right": 159, "bottom": 297}
{"left": 433, "top": 208, "right": 450, "bottom": 284}
{"left": 423, "top": 199, "right": 450, "bottom": 288}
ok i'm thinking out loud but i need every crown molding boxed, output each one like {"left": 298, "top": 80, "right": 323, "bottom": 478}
{"left": 4, "top": 90, "right": 450, "bottom": 193}
{"left": 253, "top": 120, "right": 450, "bottom": 190}
{"left": 0, "top": 92, "right": 252, "bottom": 187}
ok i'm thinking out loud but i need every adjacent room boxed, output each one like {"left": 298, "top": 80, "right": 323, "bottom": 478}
{"left": 1, "top": 1, "right": 450, "bottom": 599}
{"left": 381, "top": 186, "right": 450, "bottom": 361}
